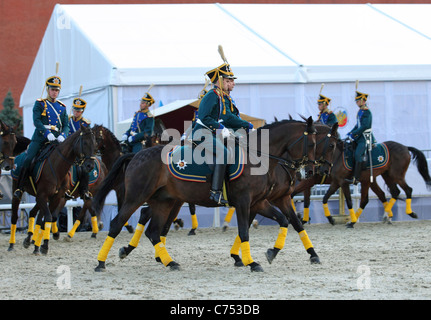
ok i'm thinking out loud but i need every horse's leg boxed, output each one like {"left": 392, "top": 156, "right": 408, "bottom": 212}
{"left": 119, "top": 206, "right": 152, "bottom": 259}
{"left": 275, "top": 197, "right": 320, "bottom": 264}
{"left": 321, "top": 183, "right": 340, "bottom": 225}
{"left": 222, "top": 207, "right": 235, "bottom": 232}
{"left": 8, "top": 197, "right": 21, "bottom": 251}
{"left": 37, "top": 195, "right": 53, "bottom": 255}
{"left": 302, "top": 187, "right": 311, "bottom": 224}
{"left": 157, "top": 201, "right": 184, "bottom": 262}
{"left": 235, "top": 198, "right": 263, "bottom": 272}
{"left": 95, "top": 199, "right": 143, "bottom": 272}
{"left": 49, "top": 197, "right": 62, "bottom": 241}
{"left": 32, "top": 213, "right": 44, "bottom": 255}
{"left": 381, "top": 173, "right": 401, "bottom": 222}
{"left": 144, "top": 200, "right": 180, "bottom": 270}
{"left": 397, "top": 179, "right": 417, "bottom": 219}
{"left": 187, "top": 203, "right": 198, "bottom": 236}
{"left": 341, "top": 182, "right": 358, "bottom": 228}
{"left": 368, "top": 182, "right": 392, "bottom": 222}
{"left": 23, "top": 204, "right": 39, "bottom": 249}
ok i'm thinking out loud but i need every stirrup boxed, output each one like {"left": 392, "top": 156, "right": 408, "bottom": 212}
{"left": 209, "top": 190, "right": 228, "bottom": 205}
{"left": 65, "top": 190, "right": 74, "bottom": 200}
{"left": 13, "top": 189, "right": 23, "bottom": 199}
{"left": 82, "top": 191, "right": 93, "bottom": 201}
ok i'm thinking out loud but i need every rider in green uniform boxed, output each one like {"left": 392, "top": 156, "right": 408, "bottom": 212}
{"left": 13, "top": 76, "right": 69, "bottom": 199}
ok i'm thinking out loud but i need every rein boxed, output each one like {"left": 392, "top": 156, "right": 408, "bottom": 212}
{"left": 315, "top": 132, "right": 335, "bottom": 168}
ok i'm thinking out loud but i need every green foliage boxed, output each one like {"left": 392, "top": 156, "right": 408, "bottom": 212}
{"left": 1, "top": 90, "right": 23, "bottom": 135}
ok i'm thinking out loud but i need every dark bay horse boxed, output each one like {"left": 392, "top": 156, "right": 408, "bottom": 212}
{"left": 0, "top": 120, "right": 18, "bottom": 199}
{"left": 117, "top": 122, "right": 339, "bottom": 267}
{"left": 93, "top": 117, "right": 317, "bottom": 272}
{"left": 299, "top": 139, "right": 431, "bottom": 228}
{"left": 8, "top": 126, "right": 96, "bottom": 254}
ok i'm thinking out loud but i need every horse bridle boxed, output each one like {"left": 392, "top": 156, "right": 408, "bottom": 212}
{"left": 55, "top": 130, "right": 96, "bottom": 167}
{"left": 315, "top": 132, "right": 335, "bottom": 169}
{"left": 0, "top": 129, "right": 16, "bottom": 165}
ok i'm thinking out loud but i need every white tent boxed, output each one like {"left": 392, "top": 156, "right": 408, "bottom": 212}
{"left": 21, "top": 3, "right": 431, "bottom": 150}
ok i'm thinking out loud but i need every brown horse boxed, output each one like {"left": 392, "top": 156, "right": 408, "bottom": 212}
{"left": 0, "top": 120, "right": 18, "bottom": 199}
{"left": 8, "top": 126, "right": 96, "bottom": 254}
{"left": 92, "top": 117, "right": 317, "bottom": 272}
{"left": 302, "top": 139, "right": 431, "bottom": 228}
{"left": 116, "top": 121, "right": 339, "bottom": 267}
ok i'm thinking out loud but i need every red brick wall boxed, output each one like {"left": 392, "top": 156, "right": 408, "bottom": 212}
{"left": 0, "top": 0, "right": 424, "bottom": 111}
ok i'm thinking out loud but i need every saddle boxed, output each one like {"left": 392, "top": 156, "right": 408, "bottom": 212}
{"left": 343, "top": 142, "right": 389, "bottom": 171}
{"left": 166, "top": 143, "right": 245, "bottom": 183}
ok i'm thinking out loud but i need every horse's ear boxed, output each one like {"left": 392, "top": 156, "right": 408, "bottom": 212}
{"left": 307, "top": 116, "right": 313, "bottom": 125}
{"left": 13, "top": 119, "right": 21, "bottom": 132}
{"left": 331, "top": 122, "right": 339, "bottom": 135}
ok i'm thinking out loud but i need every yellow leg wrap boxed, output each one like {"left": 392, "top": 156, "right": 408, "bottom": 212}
{"left": 387, "top": 198, "right": 396, "bottom": 211}
{"left": 68, "top": 220, "right": 81, "bottom": 238}
{"left": 97, "top": 236, "right": 115, "bottom": 262}
{"left": 43, "top": 222, "right": 52, "bottom": 240}
{"left": 154, "top": 242, "right": 173, "bottom": 266}
{"left": 230, "top": 235, "right": 241, "bottom": 256}
{"left": 129, "top": 223, "right": 145, "bottom": 248}
{"left": 240, "top": 241, "right": 254, "bottom": 266}
{"left": 291, "top": 199, "right": 297, "bottom": 212}
{"left": 52, "top": 221, "right": 58, "bottom": 234}
{"left": 154, "top": 236, "right": 167, "bottom": 259}
{"left": 224, "top": 207, "right": 235, "bottom": 223}
{"left": 28, "top": 217, "right": 35, "bottom": 234}
{"left": 299, "top": 230, "right": 313, "bottom": 250}
{"left": 32, "top": 224, "right": 41, "bottom": 241}
{"left": 124, "top": 221, "right": 129, "bottom": 227}
{"left": 34, "top": 228, "right": 43, "bottom": 247}
{"left": 349, "top": 208, "right": 357, "bottom": 223}
{"left": 191, "top": 214, "right": 198, "bottom": 230}
{"left": 356, "top": 208, "right": 363, "bottom": 219}
{"left": 91, "top": 216, "right": 99, "bottom": 234}
{"left": 9, "top": 224, "right": 16, "bottom": 244}
{"left": 274, "top": 227, "right": 288, "bottom": 250}
{"left": 303, "top": 207, "right": 310, "bottom": 222}
{"left": 323, "top": 203, "right": 331, "bottom": 217}
{"left": 406, "top": 198, "right": 412, "bottom": 214}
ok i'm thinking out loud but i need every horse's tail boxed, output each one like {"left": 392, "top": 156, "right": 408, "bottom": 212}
{"left": 408, "top": 146, "right": 431, "bottom": 190}
{"left": 92, "top": 153, "right": 135, "bottom": 215}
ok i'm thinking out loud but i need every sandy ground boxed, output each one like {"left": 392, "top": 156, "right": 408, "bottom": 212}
{"left": 0, "top": 219, "right": 430, "bottom": 301}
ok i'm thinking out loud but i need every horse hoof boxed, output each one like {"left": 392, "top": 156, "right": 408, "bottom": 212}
{"left": 327, "top": 216, "right": 335, "bottom": 225}
{"left": 119, "top": 247, "right": 128, "bottom": 259}
{"left": 7, "top": 244, "right": 14, "bottom": 252}
{"left": 231, "top": 254, "right": 244, "bottom": 267}
{"left": 95, "top": 261, "right": 106, "bottom": 272}
{"left": 346, "top": 222, "right": 355, "bottom": 228}
{"left": 33, "top": 248, "right": 40, "bottom": 255}
{"left": 64, "top": 236, "right": 73, "bottom": 242}
{"left": 23, "top": 238, "right": 31, "bottom": 249}
{"left": 249, "top": 262, "right": 264, "bottom": 272}
{"left": 310, "top": 256, "right": 321, "bottom": 264}
{"left": 167, "top": 261, "right": 181, "bottom": 271}
{"left": 265, "top": 248, "right": 278, "bottom": 264}
{"left": 187, "top": 229, "right": 196, "bottom": 236}
{"left": 91, "top": 233, "right": 97, "bottom": 238}
{"left": 408, "top": 212, "right": 418, "bottom": 219}
{"left": 41, "top": 246, "right": 48, "bottom": 255}
{"left": 53, "top": 233, "right": 60, "bottom": 241}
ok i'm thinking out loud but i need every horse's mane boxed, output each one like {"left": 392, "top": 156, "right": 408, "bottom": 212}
{"left": 94, "top": 124, "right": 122, "bottom": 150}
{"left": 257, "top": 118, "right": 305, "bottom": 132}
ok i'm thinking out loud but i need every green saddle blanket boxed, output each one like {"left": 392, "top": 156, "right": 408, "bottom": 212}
{"left": 12, "top": 153, "right": 101, "bottom": 186}
{"left": 343, "top": 142, "right": 389, "bottom": 171}
{"left": 167, "top": 144, "right": 245, "bottom": 183}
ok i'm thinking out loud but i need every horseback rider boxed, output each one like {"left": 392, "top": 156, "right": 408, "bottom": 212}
{"left": 316, "top": 94, "right": 338, "bottom": 126}
{"left": 13, "top": 76, "right": 69, "bottom": 199}
{"left": 345, "top": 90, "right": 376, "bottom": 185}
{"left": 66, "top": 97, "right": 92, "bottom": 200}
{"left": 122, "top": 92, "right": 155, "bottom": 153}
{"left": 192, "top": 61, "right": 254, "bottom": 205}
{"left": 181, "top": 84, "right": 208, "bottom": 143}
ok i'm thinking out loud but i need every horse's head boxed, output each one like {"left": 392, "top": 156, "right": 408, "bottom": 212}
{"left": 0, "top": 120, "right": 17, "bottom": 170}
{"left": 92, "top": 124, "right": 105, "bottom": 153}
{"left": 315, "top": 122, "right": 339, "bottom": 177}
{"left": 74, "top": 124, "right": 96, "bottom": 173}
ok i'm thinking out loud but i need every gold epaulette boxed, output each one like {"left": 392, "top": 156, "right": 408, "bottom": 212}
{"left": 57, "top": 100, "right": 66, "bottom": 107}
{"left": 82, "top": 117, "right": 91, "bottom": 125}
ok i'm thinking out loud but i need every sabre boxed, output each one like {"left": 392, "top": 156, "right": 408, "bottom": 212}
{"left": 364, "top": 130, "right": 373, "bottom": 183}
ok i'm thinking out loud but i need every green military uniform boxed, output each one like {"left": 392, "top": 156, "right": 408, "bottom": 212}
{"left": 316, "top": 94, "right": 338, "bottom": 126}
{"left": 14, "top": 76, "right": 69, "bottom": 199}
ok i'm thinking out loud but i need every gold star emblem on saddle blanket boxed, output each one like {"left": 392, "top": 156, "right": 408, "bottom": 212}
{"left": 176, "top": 160, "right": 187, "bottom": 170}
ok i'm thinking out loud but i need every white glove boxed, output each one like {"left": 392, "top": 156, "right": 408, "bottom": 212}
{"left": 47, "top": 133, "right": 56, "bottom": 142}
{"left": 57, "top": 135, "right": 65, "bottom": 143}
{"left": 122, "top": 134, "right": 128, "bottom": 141}
{"left": 221, "top": 127, "right": 231, "bottom": 139}
{"left": 128, "top": 136, "right": 134, "bottom": 143}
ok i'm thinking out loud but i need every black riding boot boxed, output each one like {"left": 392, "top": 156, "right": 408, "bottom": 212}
{"left": 13, "top": 166, "right": 30, "bottom": 199}
{"left": 345, "top": 162, "right": 362, "bottom": 185}
{"left": 209, "top": 164, "right": 228, "bottom": 205}
{"left": 78, "top": 169, "right": 92, "bottom": 200}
